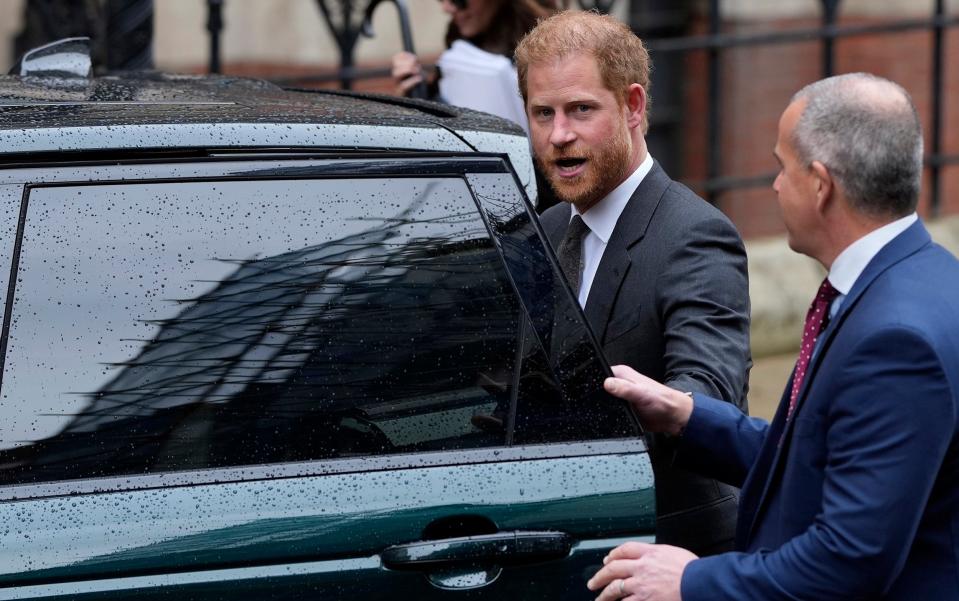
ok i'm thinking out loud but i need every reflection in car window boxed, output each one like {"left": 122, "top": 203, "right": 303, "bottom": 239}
{"left": 0, "top": 176, "right": 585, "bottom": 485}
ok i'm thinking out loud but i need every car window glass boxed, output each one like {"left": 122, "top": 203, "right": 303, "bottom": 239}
{"left": 0, "top": 176, "right": 550, "bottom": 484}
{"left": 465, "top": 173, "right": 637, "bottom": 444}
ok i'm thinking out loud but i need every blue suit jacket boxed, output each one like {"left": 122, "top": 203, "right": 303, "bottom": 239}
{"left": 677, "top": 221, "right": 959, "bottom": 600}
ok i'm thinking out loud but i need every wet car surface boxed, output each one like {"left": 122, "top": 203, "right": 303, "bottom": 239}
{"left": 0, "top": 68, "right": 654, "bottom": 600}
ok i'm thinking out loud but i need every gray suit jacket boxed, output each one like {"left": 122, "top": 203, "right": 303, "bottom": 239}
{"left": 540, "top": 162, "right": 752, "bottom": 553}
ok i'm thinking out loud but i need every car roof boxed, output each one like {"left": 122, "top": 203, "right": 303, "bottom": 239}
{"left": 0, "top": 71, "right": 521, "bottom": 133}
{"left": 0, "top": 71, "right": 537, "bottom": 200}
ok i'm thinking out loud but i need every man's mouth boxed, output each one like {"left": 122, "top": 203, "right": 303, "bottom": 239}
{"left": 554, "top": 157, "right": 587, "bottom": 177}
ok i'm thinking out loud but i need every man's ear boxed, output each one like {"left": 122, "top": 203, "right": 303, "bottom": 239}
{"left": 624, "top": 83, "right": 646, "bottom": 130}
{"left": 810, "top": 160, "right": 833, "bottom": 214}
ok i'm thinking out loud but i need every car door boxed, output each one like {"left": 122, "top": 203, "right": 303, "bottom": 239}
{"left": 0, "top": 155, "right": 654, "bottom": 600}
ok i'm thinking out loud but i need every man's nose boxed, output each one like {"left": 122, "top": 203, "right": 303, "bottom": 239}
{"left": 549, "top": 115, "right": 576, "bottom": 147}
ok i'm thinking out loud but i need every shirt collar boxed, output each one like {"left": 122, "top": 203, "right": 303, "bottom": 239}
{"left": 570, "top": 153, "right": 654, "bottom": 243}
{"left": 828, "top": 212, "right": 918, "bottom": 294}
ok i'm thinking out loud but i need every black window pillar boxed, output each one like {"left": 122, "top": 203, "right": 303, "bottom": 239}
{"left": 821, "top": 0, "right": 841, "bottom": 77}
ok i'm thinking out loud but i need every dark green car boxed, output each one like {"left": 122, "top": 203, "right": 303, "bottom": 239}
{"left": 0, "top": 42, "right": 654, "bottom": 600}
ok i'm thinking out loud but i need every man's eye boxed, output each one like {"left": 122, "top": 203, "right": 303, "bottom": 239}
{"left": 536, "top": 108, "right": 553, "bottom": 118}
{"left": 576, "top": 104, "right": 591, "bottom": 113}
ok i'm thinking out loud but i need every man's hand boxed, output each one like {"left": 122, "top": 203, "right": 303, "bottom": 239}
{"left": 587, "top": 542, "right": 697, "bottom": 601}
{"left": 604, "top": 365, "right": 694, "bottom": 436}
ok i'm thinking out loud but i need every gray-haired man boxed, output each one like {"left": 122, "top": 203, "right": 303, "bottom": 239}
{"left": 589, "top": 73, "right": 959, "bottom": 601}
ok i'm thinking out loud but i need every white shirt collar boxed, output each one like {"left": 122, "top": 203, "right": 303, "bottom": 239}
{"left": 570, "top": 152, "right": 654, "bottom": 242}
{"left": 828, "top": 212, "right": 918, "bottom": 294}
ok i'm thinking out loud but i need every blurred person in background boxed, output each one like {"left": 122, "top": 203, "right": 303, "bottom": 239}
{"left": 391, "top": 0, "right": 564, "bottom": 133}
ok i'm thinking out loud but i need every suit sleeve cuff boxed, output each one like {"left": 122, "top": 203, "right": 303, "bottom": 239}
{"left": 673, "top": 393, "right": 727, "bottom": 466}
{"left": 680, "top": 555, "right": 724, "bottom": 601}
{"left": 681, "top": 393, "right": 724, "bottom": 442}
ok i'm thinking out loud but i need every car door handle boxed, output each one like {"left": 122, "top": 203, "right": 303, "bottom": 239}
{"left": 381, "top": 530, "right": 572, "bottom": 571}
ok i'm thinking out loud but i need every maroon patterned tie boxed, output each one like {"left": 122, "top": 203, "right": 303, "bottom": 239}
{"left": 787, "top": 278, "right": 840, "bottom": 418}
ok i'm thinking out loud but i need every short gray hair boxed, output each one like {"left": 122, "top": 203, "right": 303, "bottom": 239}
{"left": 790, "top": 73, "right": 923, "bottom": 218}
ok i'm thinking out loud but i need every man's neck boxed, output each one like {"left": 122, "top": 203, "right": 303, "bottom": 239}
{"left": 825, "top": 212, "right": 917, "bottom": 293}
{"left": 819, "top": 210, "right": 904, "bottom": 270}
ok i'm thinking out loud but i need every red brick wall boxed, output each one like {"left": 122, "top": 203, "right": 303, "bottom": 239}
{"left": 681, "top": 15, "right": 959, "bottom": 239}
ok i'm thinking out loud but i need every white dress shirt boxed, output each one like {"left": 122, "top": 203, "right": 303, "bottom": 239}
{"left": 569, "top": 153, "right": 655, "bottom": 307}
{"left": 826, "top": 212, "right": 918, "bottom": 319}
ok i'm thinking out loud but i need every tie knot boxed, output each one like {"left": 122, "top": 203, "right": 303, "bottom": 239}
{"left": 567, "top": 214, "right": 590, "bottom": 239}
{"left": 816, "top": 278, "right": 840, "bottom": 304}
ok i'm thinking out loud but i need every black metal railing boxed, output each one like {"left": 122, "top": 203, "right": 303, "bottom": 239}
{"left": 13, "top": 0, "right": 953, "bottom": 216}
{"left": 640, "top": 1, "right": 957, "bottom": 214}
{"left": 201, "top": 0, "right": 955, "bottom": 216}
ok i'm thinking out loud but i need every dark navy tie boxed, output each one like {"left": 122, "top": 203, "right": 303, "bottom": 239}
{"left": 557, "top": 215, "right": 590, "bottom": 298}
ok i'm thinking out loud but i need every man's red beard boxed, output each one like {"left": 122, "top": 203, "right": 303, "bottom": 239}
{"left": 536, "top": 128, "right": 632, "bottom": 211}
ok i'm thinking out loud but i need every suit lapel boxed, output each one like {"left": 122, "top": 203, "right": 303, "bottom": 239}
{"left": 583, "top": 162, "right": 671, "bottom": 340}
{"left": 740, "top": 220, "right": 933, "bottom": 547}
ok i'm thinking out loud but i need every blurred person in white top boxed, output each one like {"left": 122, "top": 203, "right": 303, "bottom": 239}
{"left": 391, "top": 0, "right": 564, "bottom": 132}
